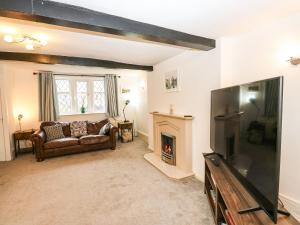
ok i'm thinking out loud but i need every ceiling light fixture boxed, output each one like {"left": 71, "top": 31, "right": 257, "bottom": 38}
{"left": 288, "top": 57, "right": 300, "bottom": 66}
{"left": 3, "top": 34, "right": 14, "bottom": 43}
{"left": 25, "top": 44, "right": 34, "bottom": 50}
{"left": 3, "top": 33, "right": 48, "bottom": 50}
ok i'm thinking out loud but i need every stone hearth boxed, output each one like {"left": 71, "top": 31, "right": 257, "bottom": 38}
{"left": 144, "top": 112, "right": 194, "bottom": 179}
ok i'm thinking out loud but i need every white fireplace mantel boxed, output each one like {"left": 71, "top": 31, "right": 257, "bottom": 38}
{"left": 149, "top": 112, "right": 193, "bottom": 120}
{"left": 144, "top": 112, "right": 194, "bottom": 179}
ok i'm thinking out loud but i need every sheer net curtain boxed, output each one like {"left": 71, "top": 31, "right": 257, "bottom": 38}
{"left": 105, "top": 74, "right": 119, "bottom": 118}
{"left": 38, "top": 71, "right": 58, "bottom": 121}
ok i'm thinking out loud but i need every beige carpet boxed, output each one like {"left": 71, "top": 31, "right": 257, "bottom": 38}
{"left": 0, "top": 138, "right": 214, "bottom": 225}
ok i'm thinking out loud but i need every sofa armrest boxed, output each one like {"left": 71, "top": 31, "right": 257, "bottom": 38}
{"left": 32, "top": 130, "right": 46, "bottom": 142}
{"left": 109, "top": 126, "right": 118, "bottom": 150}
{"left": 32, "top": 130, "right": 46, "bottom": 161}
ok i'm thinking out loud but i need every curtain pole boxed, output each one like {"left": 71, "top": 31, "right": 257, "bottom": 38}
{"left": 33, "top": 72, "right": 120, "bottom": 78}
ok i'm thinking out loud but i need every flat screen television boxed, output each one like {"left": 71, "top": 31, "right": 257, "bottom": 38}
{"left": 210, "top": 77, "right": 283, "bottom": 223}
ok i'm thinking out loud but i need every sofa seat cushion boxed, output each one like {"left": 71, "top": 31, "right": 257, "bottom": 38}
{"left": 79, "top": 135, "right": 110, "bottom": 145}
{"left": 44, "top": 137, "right": 79, "bottom": 149}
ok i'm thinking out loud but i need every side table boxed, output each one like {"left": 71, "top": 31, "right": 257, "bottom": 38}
{"left": 13, "top": 129, "right": 36, "bottom": 158}
{"left": 118, "top": 122, "right": 134, "bottom": 143}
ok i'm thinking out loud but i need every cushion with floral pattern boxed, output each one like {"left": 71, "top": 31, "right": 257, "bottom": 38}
{"left": 70, "top": 121, "right": 87, "bottom": 137}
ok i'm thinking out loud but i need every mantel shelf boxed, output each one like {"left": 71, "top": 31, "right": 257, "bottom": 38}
{"left": 150, "top": 112, "right": 194, "bottom": 120}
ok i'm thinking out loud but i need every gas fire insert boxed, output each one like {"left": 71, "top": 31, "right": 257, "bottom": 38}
{"left": 161, "top": 132, "right": 176, "bottom": 165}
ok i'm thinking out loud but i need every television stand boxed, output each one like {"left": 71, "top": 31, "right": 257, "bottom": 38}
{"left": 203, "top": 153, "right": 220, "bottom": 167}
{"left": 239, "top": 206, "right": 291, "bottom": 216}
{"left": 203, "top": 154, "right": 299, "bottom": 225}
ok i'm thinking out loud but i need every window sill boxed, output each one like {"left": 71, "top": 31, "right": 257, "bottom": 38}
{"left": 59, "top": 112, "right": 106, "bottom": 117}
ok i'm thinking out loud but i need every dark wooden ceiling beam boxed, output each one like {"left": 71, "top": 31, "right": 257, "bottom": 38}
{"left": 0, "top": 0, "right": 216, "bottom": 51}
{"left": 0, "top": 52, "right": 154, "bottom": 71}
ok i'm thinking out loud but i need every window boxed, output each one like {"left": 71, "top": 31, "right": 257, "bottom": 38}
{"left": 55, "top": 76, "right": 105, "bottom": 115}
{"left": 56, "top": 79, "right": 72, "bottom": 115}
{"left": 76, "top": 81, "right": 88, "bottom": 112}
{"left": 93, "top": 80, "right": 105, "bottom": 112}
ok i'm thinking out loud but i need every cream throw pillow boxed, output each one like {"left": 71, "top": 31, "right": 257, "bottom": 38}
{"left": 99, "top": 122, "right": 113, "bottom": 135}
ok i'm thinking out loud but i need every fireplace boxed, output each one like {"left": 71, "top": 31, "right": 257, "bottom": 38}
{"left": 161, "top": 132, "right": 176, "bottom": 165}
{"left": 144, "top": 112, "right": 194, "bottom": 179}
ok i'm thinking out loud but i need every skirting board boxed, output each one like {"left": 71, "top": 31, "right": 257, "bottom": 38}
{"left": 194, "top": 173, "right": 204, "bottom": 183}
{"left": 280, "top": 194, "right": 300, "bottom": 221}
{"left": 137, "top": 131, "right": 148, "bottom": 144}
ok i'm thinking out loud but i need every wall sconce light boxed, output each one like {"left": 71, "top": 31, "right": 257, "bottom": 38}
{"left": 288, "top": 57, "right": 300, "bottom": 65}
{"left": 121, "top": 88, "right": 130, "bottom": 94}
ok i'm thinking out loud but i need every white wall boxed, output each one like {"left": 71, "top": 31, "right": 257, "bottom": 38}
{"left": 220, "top": 13, "right": 300, "bottom": 218}
{"left": 0, "top": 61, "right": 148, "bottom": 159}
{"left": 0, "top": 64, "right": 10, "bottom": 161}
{"left": 0, "top": 64, "right": 15, "bottom": 160}
{"left": 148, "top": 46, "right": 221, "bottom": 179}
{"left": 135, "top": 73, "right": 148, "bottom": 135}
{"left": 147, "top": 12, "right": 300, "bottom": 217}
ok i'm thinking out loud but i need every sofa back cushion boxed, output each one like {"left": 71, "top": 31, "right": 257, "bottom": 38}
{"left": 40, "top": 119, "right": 109, "bottom": 137}
{"left": 40, "top": 121, "right": 71, "bottom": 137}
{"left": 70, "top": 121, "right": 88, "bottom": 137}
{"left": 87, "top": 119, "right": 109, "bottom": 135}
{"left": 43, "top": 124, "right": 65, "bottom": 141}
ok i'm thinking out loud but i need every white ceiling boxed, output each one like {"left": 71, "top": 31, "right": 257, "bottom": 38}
{"left": 53, "top": 0, "right": 300, "bottom": 38}
{"left": 0, "top": 0, "right": 300, "bottom": 66}
{"left": 0, "top": 19, "right": 184, "bottom": 65}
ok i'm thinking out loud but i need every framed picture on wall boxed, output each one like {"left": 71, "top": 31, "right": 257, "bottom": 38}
{"left": 164, "top": 70, "right": 180, "bottom": 92}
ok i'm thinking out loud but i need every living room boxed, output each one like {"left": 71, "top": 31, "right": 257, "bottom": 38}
{"left": 0, "top": 1, "right": 300, "bottom": 225}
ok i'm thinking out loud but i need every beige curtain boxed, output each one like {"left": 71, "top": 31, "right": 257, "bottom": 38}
{"left": 38, "top": 71, "right": 58, "bottom": 121}
{"left": 105, "top": 74, "right": 119, "bottom": 117}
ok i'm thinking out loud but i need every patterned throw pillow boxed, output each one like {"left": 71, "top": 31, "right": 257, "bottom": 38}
{"left": 43, "top": 125, "right": 65, "bottom": 141}
{"left": 99, "top": 122, "right": 113, "bottom": 135}
{"left": 70, "top": 121, "right": 87, "bottom": 137}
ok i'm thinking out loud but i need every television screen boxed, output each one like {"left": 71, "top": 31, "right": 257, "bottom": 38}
{"left": 210, "top": 77, "right": 283, "bottom": 222}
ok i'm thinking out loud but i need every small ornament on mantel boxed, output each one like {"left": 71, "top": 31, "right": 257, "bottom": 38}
{"left": 169, "top": 104, "right": 174, "bottom": 115}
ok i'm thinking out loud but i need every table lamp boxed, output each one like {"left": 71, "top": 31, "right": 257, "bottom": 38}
{"left": 18, "top": 114, "right": 23, "bottom": 131}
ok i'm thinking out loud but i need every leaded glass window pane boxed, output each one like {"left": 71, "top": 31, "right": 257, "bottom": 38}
{"left": 93, "top": 80, "right": 105, "bottom": 112}
{"left": 76, "top": 81, "right": 88, "bottom": 112}
{"left": 55, "top": 79, "right": 72, "bottom": 114}
{"left": 94, "top": 80, "right": 104, "bottom": 92}
{"left": 77, "top": 81, "right": 87, "bottom": 93}
{"left": 56, "top": 80, "right": 70, "bottom": 92}
{"left": 57, "top": 93, "right": 72, "bottom": 114}
{"left": 94, "top": 93, "right": 105, "bottom": 112}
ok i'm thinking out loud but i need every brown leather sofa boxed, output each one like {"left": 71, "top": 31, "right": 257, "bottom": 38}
{"left": 32, "top": 119, "right": 118, "bottom": 162}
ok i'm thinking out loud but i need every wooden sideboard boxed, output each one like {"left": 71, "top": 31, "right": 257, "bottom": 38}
{"left": 203, "top": 154, "right": 299, "bottom": 225}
